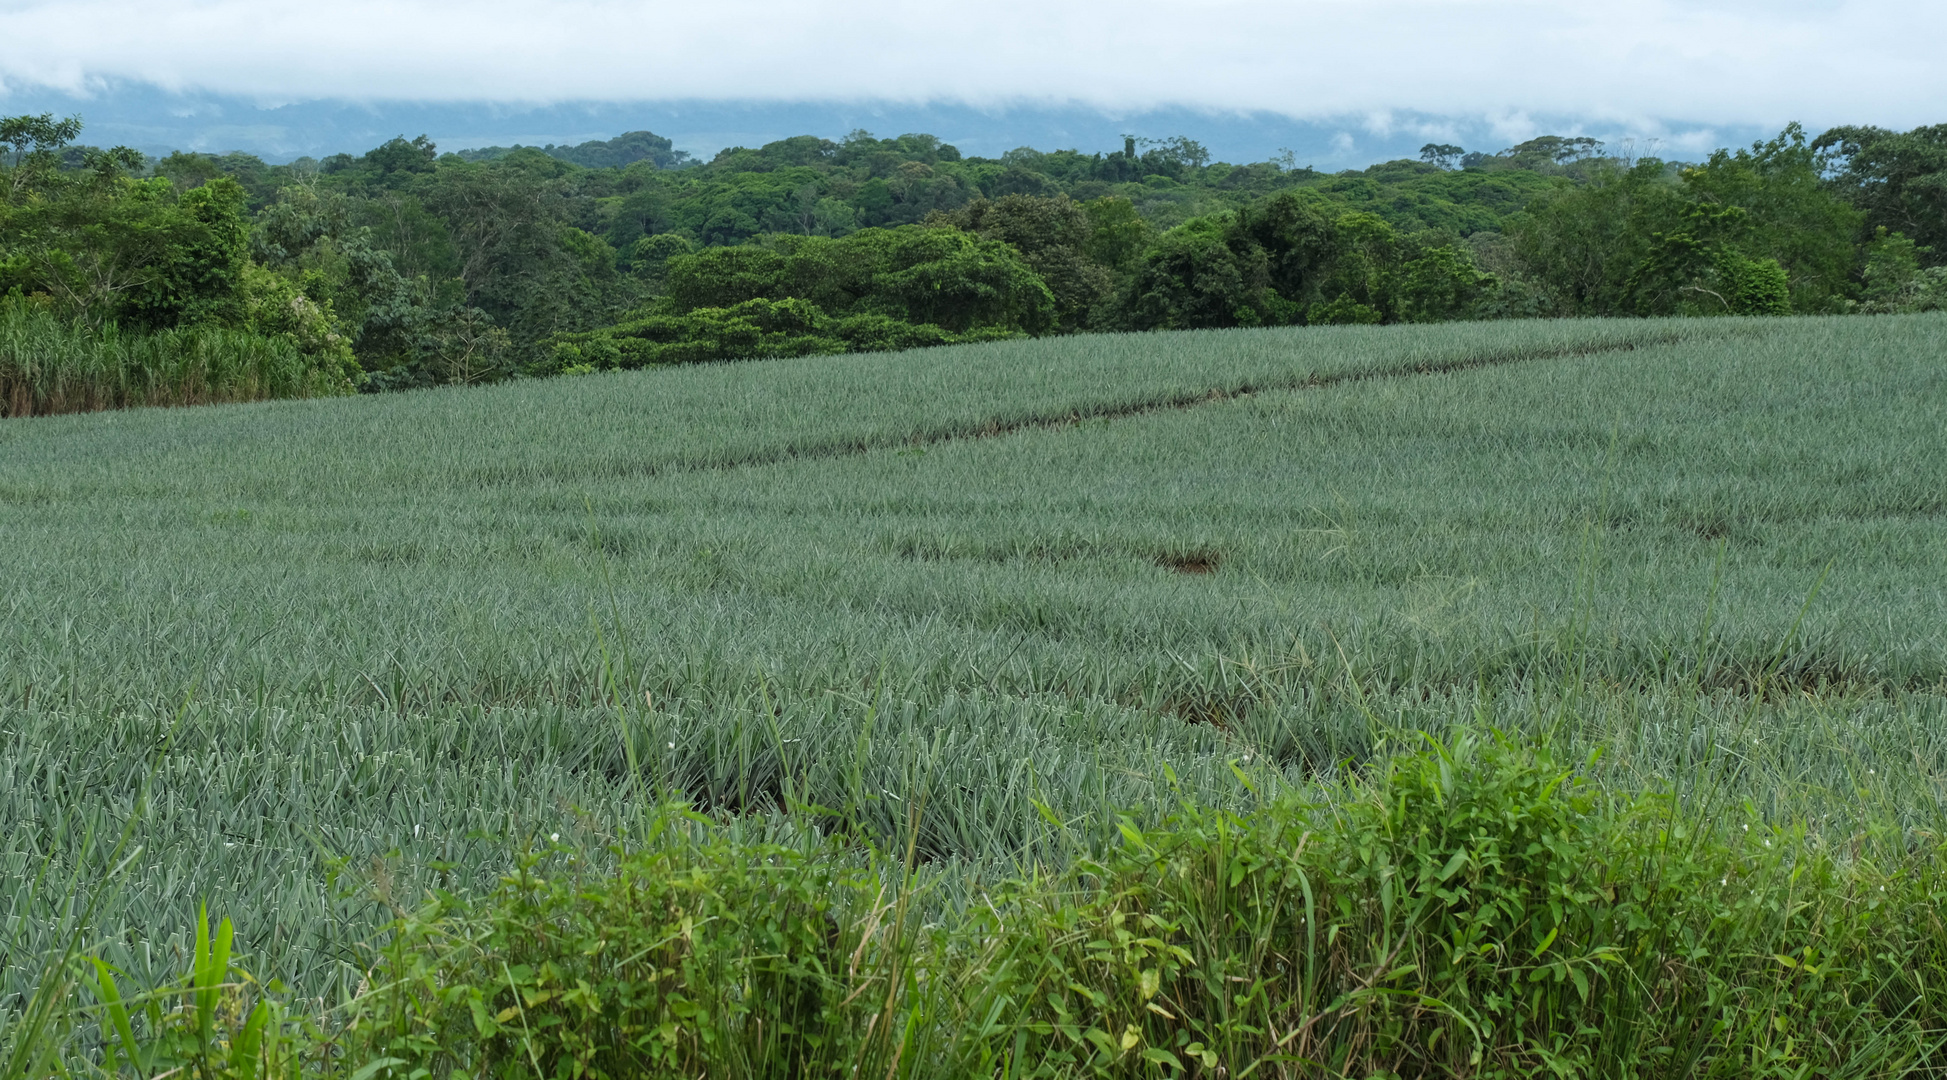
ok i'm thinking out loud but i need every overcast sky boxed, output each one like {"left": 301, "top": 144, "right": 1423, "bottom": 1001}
{"left": 1, "top": 0, "right": 1938, "bottom": 162}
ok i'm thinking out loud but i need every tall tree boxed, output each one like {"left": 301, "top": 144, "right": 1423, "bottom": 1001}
{"left": 930, "top": 194, "right": 1111, "bottom": 330}
{"left": 1814, "top": 124, "right": 1947, "bottom": 265}
{"left": 1680, "top": 123, "right": 1861, "bottom": 312}
{"left": 1420, "top": 143, "right": 1464, "bottom": 170}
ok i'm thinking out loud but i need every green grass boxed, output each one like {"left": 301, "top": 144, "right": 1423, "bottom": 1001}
{"left": 0, "top": 301, "right": 351, "bottom": 418}
{"left": 1, "top": 313, "right": 1944, "bottom": 1074}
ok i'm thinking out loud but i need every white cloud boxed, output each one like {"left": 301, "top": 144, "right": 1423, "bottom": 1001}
{"left": 1, "top": 0, "right": 1940, "bottom": 130}
{"left": 1486, "top": 113, "right": 1539, "bottom": 145}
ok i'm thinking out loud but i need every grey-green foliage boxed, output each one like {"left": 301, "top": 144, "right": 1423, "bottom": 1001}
{"left": 7, "top": 315, "right": 1936, "bottom": 703}
{"left": 2, "top": 314, "right": 1946, "bottom": 1005}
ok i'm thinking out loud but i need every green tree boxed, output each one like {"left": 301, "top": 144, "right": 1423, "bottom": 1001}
{"left": 1122, "top": 193, "right": 1339, "bottom": 330}
{"left": 1306, "top": 212, "right": 1494, "bottom": 323}
{"left": 1813, "top": 123, "right": 1947, "bottom": 266}
{"left": 0, "top": 112, "right": 83, "bottom": 196}
{"left": 930, "top": 194, "right": 1111, "bottom": 330}
{"left": 1420, "top": 143, "right": 1464, "bottom": 170}
{"left": 1235, "top": 192, "right": 1340, "bottom": 307}
{"left": 1619, "top": 203, "right": 1747, "bottom": 315}
{"left": 1506, "top": 159, "right": 1690, "bottom": 314}
{"left": 1123, "top": 215, "right": 1272, "bottom": 329}
{"left": 361, "top": 135, "right": 439, "bottom": 187}
{"left": 1680, "top": 123, "right": 1861, "bottom": 312}
{"left": 2, "top": 119, "right": 255, "bottom": 332}
{"left": 1081, "top": 197, "right": 1152, "bottom": 274}
{"left": 122, "top": 176, "right": 252, "bottom": 329}
{"left": 666, "top": 167, "right": 832, "bottom": 245}
{"left": 867, "top": 227, "right": 1055, "bottom": 333}
{"left": 603, "top": 183, "right": 676, "bottom": 250}
{"left": 155, "top": 150, "right": 280, "bottom": 207}
{"left": 1716, "top": 251, "right": 1790, "bottom": 315}
{"left": 662, "top": 226, "right": 1054, "bottom": 336}
{"left": 421, "top": 159, "right": 629, "bottom": 351}
{"left": 454, "top": 129, "right": 692, "bottom": 170}
{"left": 1858, "top": 227, "right": 1947, "bottom": 313}
{"left": 420, "top": 305, "right": 512, "bottom": 384}
{"left": 239, "top": 261, "right": 361, "bottom": 384}
{"left": 1394, "top": 241, "right": 1497, "bottom": 322}
{"left": 664, "top": 243, "right": 853, "bottom": 314}
{"left": 1508, "top": 126, "right": 1863, "bottom": 316}
{"left": 625, "top": 233, "right": 696, "bottom": 291}
{"left": 1618, "top": 203, "right": 1796, "bottom": 316}
{"left": 1311, "top": 212, "right": 1395, "bottom": 323}
{"left": 253, "top": 183, "right": 439, "bottom": 372}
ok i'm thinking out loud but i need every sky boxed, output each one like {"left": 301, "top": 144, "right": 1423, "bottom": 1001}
{"left": 1, "top": 0, "right": 1939, "bottom": 167}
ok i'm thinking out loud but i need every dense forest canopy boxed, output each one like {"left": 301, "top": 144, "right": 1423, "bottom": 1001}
{"left": 3, "top": 113, "right": 1943, "bottom": 398}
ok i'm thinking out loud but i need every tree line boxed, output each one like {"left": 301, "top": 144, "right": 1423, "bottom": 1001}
{"left": 3, "top": 113, "right": 1943, "bottom": 399}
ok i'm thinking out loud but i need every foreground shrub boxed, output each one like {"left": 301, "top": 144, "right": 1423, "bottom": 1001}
{"left": 51, "top": 734, "right": 1947, "bottom": 1078}
{"left": 335, "top": 823, "right": 920, "bottom": 1079}
{"left": 972, "top": 733, "right": 1947, "bottom": 1077}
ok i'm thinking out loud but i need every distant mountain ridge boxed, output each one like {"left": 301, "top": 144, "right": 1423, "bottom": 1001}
{"left": 0, "top": 84, "right": 1768, "bottom": 170}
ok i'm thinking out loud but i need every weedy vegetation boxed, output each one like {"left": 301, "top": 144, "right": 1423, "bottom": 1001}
{"left": 1, "top": 313, "right": 1944, "bottom": 1076}
{"left": 0, "top": 300, "right": 355, "bottom": 418}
